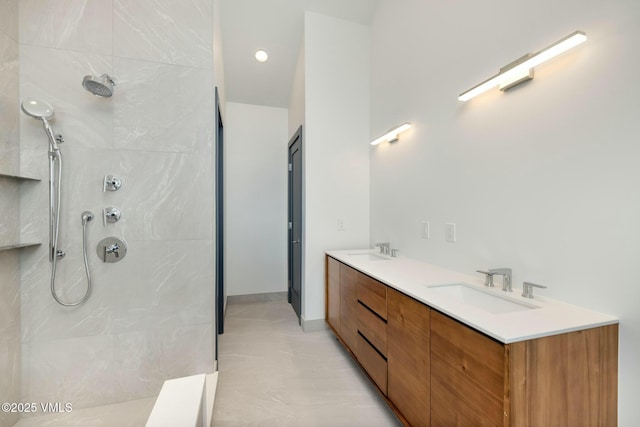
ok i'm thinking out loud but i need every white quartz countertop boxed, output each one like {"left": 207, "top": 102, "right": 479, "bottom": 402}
{"left": 326, "top": 249, "right": 618, "bottom": 344}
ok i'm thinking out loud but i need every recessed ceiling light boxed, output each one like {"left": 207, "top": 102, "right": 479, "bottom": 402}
{"left": 255, "top": 50, "right": 268, "bottom": 63}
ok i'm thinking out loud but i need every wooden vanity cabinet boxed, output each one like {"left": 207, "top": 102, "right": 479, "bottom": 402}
{"left": 325, "top": 256, "right": 618, "bottom": 427}
{"left": 430, "top": 309, "right": 619, "bottom": 427}
{"left": 387, "top": 288, "right": 431, "bottom": 427}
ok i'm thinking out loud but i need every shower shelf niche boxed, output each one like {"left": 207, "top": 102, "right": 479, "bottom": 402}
{"left": 0, "top": 172, "right": 41, "bottom": 182}
{"left": 0, "top": 242, "right": 41, "bottom": 252}
{"left": 0, "top": 172, "right": 42, "bottom": 252}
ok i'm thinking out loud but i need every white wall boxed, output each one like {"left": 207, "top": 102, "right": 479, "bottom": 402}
{"left": 225, "top": 102, "right": 288, "bottom": 296}
{"left": 303, "top": 12, "right": 370, "bottom": 324}
{"left": 370, "top": 1, "right": 640, "bottom": 424}
{"left": 288, "top": 41, "right": 305, "bottom": 139}
{"left": 213, "top": 0, "right": 226, "bottom": 117}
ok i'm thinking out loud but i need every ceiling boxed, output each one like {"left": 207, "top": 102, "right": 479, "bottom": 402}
{"left": 220, "top": 0, "right": 380, "bottom": 108}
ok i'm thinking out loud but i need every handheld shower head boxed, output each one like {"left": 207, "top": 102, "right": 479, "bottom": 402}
{"left": 21, "top": 98, "right": 62, "bottom": 151}
{"left": 21, "top": 98, "right": 55, "bottom": 120}
{"left": 82, "top": 74, "right": 116, "bottom": 97}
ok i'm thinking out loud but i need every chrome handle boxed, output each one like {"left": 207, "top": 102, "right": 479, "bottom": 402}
{"left": 522, "top": 281, "right": 547, "bottom": 299}
{"left": 292, "top": 240, "right": 301, "bottom": 244}
{"left": 103, "top": 175, "right": 122, "bottom": 192}
{"left": 105, "top": 243, "right": 120, "bottom": 254}
{"left": 104, "top": 243, "right": 121, "bottom": 260}
{"left": 476, "top": 270, "right": 494, "bottom": 287}
{"left": 103, "top": 207, "right": 121, "bottom": 225}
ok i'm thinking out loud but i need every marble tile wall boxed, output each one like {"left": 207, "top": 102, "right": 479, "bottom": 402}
{"left": 0, "top": 1, "right": 21, "bottom": 426}
{"left": 18, "top": 0, "right": 216, "bottom": 411}
{"left": 0, "top": 1, "right": 19, "bottom": 176}
{"left": 0, "top": 250, "right": 21, "bottom": 427}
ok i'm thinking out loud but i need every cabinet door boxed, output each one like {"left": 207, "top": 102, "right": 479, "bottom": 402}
{"left": 430, "top": 310, "right": 506, "bottom": 427}
{"left": 326, "top": 256, "right": 340, "bottom": 332}
{"left": 339, "top": 263, "right": 358, "bottom": 352}
{"left": 508, "top": 324, "right": 618, "bottom": 427}
{"left": 387, "top": 288, "right": 431, "bottom": 427}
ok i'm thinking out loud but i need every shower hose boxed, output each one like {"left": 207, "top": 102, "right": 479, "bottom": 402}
{"left": 49, "top": 150, "right": 93, "bottom": 307}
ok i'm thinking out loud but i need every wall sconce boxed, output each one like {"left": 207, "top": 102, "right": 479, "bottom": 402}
{"left": 458, "top": 30, "right": 587, "bottom": 102}
{"left": 370, "top": 123, "right": 412, "bottom": 145}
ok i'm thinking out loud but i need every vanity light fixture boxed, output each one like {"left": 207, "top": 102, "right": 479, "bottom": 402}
{"left": 458, "top": 30, "right": 587, "bottom": 102}
{"left": 255, "top": 50, "right": 268, "bottom": 63}
{"left": 370, "top": 122, "right": 412, "bottom": 145}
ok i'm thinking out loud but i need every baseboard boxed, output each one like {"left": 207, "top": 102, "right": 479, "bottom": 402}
{"left": 227, "top": 291, "right": 287, "bottom": 304}
{"left": 301, "top": 317, "right": 327, "bottom": 332}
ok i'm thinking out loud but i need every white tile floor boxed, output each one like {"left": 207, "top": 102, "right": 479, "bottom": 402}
{"left": 212, "top": 297, "right": 401, "bottom": 427}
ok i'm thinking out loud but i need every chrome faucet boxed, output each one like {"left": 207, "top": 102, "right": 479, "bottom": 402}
{"left": 374, "top": 242, "right": 390, "bottom": 256}
{"left": 489, "top": 268, "right": 513, "bottom": 292}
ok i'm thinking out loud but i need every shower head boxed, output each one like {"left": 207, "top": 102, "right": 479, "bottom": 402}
{"left": 21, "top": 98, "right": 55, "bottom": 121}
{"left": 20, "top": 98, "right": 62, "bottom": 151}
{"left": 82, "top": 74, "right": 116, "bottom": 97}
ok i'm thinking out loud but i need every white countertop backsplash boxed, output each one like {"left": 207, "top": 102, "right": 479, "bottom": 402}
{"left": 326, "top": 249, "right": 618, "bottom": 344}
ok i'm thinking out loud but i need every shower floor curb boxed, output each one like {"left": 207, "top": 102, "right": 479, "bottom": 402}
{"left": 146, "top": 372, "right": 218, "bottom": 427}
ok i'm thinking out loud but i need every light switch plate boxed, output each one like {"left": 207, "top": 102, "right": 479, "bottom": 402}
{"left": 421, "top": 221, "right": 430, "bottom": 239}
{"left": 445, "top": 223, "right": 456, "bottom": 242}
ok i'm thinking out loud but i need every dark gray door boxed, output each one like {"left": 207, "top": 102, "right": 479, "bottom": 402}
{"left": 288, "top": 126, "right": 302, "bottom": 323}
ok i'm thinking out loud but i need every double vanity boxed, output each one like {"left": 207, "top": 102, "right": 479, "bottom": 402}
{"left": 325, "top": 250, "right": 618, "bottom": 426}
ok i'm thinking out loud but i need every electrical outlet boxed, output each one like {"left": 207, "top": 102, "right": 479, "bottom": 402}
{"left": 445, "top": 223, "right": 456, "bottom": 242}
{"left": 421, "top": 221, "right": 430, "bottom": 239}
{"left": 337, "top": 219, "right": 345, "bottom": 232}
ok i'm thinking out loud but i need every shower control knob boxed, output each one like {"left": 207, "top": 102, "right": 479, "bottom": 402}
{"left": 103, "top": 175, "right": 122, "bottom": 192}
{"left": 103, "top": 207, "right": 121, "bottom": 225}
{"left": 97, "top": 237, "right": 127, "bottom": 263}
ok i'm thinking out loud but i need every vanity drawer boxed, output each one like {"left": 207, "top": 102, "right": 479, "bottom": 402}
{"left": 357, "top": 302, "right": 387, "bottom": 357}
{"left": 357, "top": 274, "right": 387, "bottom": 320}
{"left": 357, "top": 333, "right": 388, "bottom": 395}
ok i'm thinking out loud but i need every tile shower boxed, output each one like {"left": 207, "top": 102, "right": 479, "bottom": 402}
{"left": 0, "top": 0, "right": 217, "bottom": 425}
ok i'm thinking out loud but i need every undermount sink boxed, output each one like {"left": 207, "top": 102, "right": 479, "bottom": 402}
{"left": 427, "top": 282, "right": 539, "bottom": 314}
{"left": 347, "top": 252, "right": 390, "bottom": 261}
